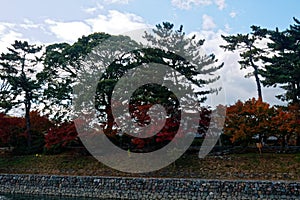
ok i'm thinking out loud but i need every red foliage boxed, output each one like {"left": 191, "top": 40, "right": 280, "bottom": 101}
{"left": 0, "top": 111, "right": 54, "bottom": 147}
{"left": 131, "top": 138, "right": 145, "bottom": 148}
{"left": 198, "top": 107, "right": 212, "bottom": 136}
{"left": 28, "top": 111, "right": 54, "bottom": 134}
{"left": 45, "top": 122, "right": 79, "bottom": 149}
{"left": 128, "top": 104, "right": 212, "bottom": 148}
{"left": 0, "top": 113, "right": 24, "bottom": 146}
{"left": 127, "top": 103, "right": 180, "bottom": 148}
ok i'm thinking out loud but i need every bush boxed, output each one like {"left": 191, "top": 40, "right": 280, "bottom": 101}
{"left": 0, "top": 111, "right": 54, "bottom": 155}
{"left": 44, "top": 122, "right": 81, "bottom": 154}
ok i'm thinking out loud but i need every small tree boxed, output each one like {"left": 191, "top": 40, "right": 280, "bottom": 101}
{"left": 224, "top": 98, "right": 276, "bottom": 146}
{"left": 0, "top": 41, "right": 43, "bottom": 148}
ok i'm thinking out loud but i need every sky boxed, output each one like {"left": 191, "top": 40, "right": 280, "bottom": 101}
{"left": 0, "top": 0, "right": 299, "bottom": 107}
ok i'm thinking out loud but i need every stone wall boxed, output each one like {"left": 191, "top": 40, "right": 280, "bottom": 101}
{"left": 0, "top": 174, "right": 299, "bottom": 199}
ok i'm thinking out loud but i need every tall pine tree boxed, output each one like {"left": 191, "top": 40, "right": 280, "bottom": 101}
{"left": 0, "top": 40, "right": 43, "bottom": 148}
{"left": 260, "top": 17, "right": 300, "bottom": 105}
{"left": 220, "top": 26, "right": 268, "bottom": 101}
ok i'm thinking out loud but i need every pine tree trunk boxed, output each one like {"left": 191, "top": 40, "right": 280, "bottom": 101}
{"left": 249, "top": 52, "right": 263, "bottom": 101}
{"left": 25, "top": 100, "right": 31, "bottom": 148}
{"left": 253, "top": 66, "right": 263, "bottom": 101}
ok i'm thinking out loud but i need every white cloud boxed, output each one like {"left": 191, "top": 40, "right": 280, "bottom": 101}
{"left": 84, "top": 7, "right": 98, "bottom": 14}
{"left": 171, "top": 0, "right": 212, "bottom": 10}
{"left": 0, "top": 22, "right": 15, "bottom": 34}
{"left": 202, "top": 14, "right": 216, "bottom": 30}
{"left": 104, "top": 0, "right": 131, "bottom": 4}
{"left": 0, "top": 23, "right": 23, "bottom": 53}
{"left": 171, "top": 0, "right": 226, "bottom": 10}
{"left": 86, "top": 10, "right": 148, "bottom": 35}
{"left": 83, "top": 3, "right": 104, "bottom": 14}
{"left": 229, "top": 11, "right": 237, "bottom": 18}
{"left": 45, "top": 19, "right": 92, "bottom": 42}
{"left": 224, "top": 24, "right": 231, "bottom": 32}
{"left": 43, "top": 10, "right": 148, "bottom": 43}
{"left": 215, "top": 0, "right": 226, "bottom": 10}
{"left": 0, "top": 25, "right": 5, "bottom": 34}
{"left": 20, "top": 19, "right": 41, "bottom": 29}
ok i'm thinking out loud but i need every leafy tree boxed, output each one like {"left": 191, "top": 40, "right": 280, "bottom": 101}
{"left": 257, "top": 18, "right": 300, "bottom": 145}
{"left": 41, "top": 24, "right": 222, "bottom": 151}
{"left": 0, "top": 41, "right": 43, "bottom": 148}
{"left": 220, "top": 26, "right": 268, "bottom": 100}
{"left": 94, "top": 49, "right": 184, "bottom": 152}
{"left": 221, "top": 18, "right": 300, "bottom": 145}
{"left": 225, "top": 98, "right": 300, "bottom": 147}
{"left": 38, "top": 33, "right": 110, "bottom": 121}
{"left": 271, "top": 106, "right": 300, "bottom": 148}
{"left": 224, "top": 98, "right": 276, "bottom": 146}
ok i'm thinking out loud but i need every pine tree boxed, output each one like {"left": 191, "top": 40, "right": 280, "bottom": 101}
{"left": 144, "top": 22, "right": 223, "bottom": 102}
{"left": 220, "top": 26, "right": 268, "bottom": 101}
{"left": 0, "top": 40, "right": 43, "bottom": 148}
{"left": 260, "top": 18, "right": 300, "bottom": 105}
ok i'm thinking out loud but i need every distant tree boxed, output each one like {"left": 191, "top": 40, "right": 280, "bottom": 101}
{"left": 220, "top": 26, "right": 268, "bottom": 101}
{"left": 0, "top": 41, "right": 43, "bottom": 148}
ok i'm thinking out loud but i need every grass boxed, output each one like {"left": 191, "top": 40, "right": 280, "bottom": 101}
{"left": 0, "top": 152, "right": 299, "bottom": 180}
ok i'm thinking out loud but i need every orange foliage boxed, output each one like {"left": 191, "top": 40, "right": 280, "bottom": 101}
{"left": 225, "top": 98, "right": 300, "bottom": 146}
{"left": 224, "top": 98, "right": 276, "bottom": 144}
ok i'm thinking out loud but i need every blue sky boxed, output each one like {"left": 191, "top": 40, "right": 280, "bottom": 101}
{"left": 0, "top": 0, "right": 299, "bottom": 106}
{"left": 1, "top": 0, "right": 299, "bottom": 34}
